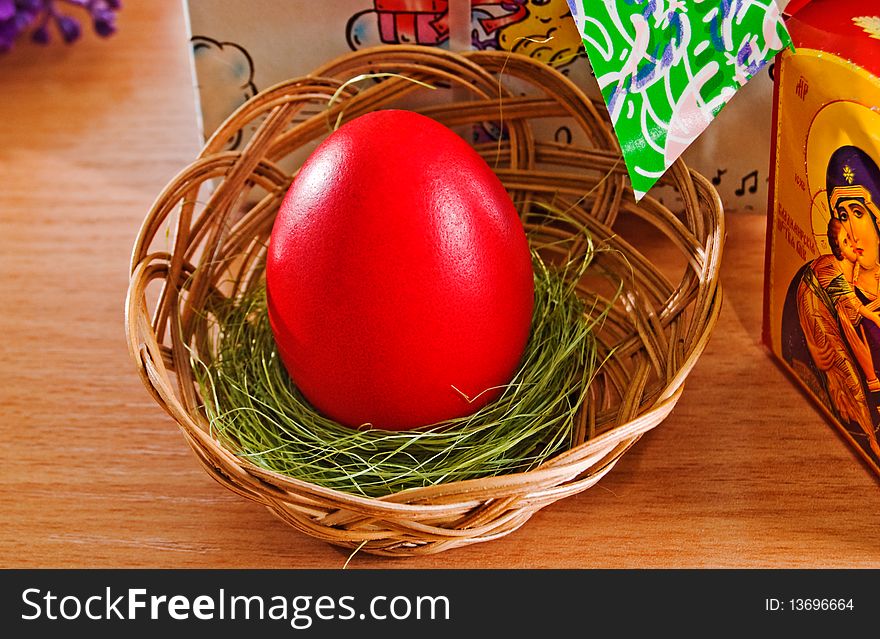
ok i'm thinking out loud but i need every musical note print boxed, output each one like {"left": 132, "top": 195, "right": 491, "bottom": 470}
{"left": 712, "top": 169, "right": 728, "bottom": 186}
{"left": 735, "top": 170, "right": 759, "bottom": 196}
{"left": 555, "top": 126, "right": 573, "bottom": 145}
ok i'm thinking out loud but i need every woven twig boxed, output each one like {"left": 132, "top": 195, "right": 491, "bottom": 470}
{"left": 125, "top": 45, "right": 724, "bottom": 556}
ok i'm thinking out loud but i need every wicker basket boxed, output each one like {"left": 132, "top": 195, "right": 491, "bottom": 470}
{"left": 125, "top": 45, "right": 724, "bottom": 557}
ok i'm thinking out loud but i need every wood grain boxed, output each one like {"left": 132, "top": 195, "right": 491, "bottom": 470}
{"left": 1, "top": 2, "right": 877, "bottom": 569}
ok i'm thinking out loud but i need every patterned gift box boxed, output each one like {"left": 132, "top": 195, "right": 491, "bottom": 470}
{"left": 183, "top": 0, "right": 783, "bottom": 212}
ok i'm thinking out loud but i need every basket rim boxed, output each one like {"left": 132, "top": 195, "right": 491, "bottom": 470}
{"left": 124, "top": 45, "right": 725, "bottom": 553}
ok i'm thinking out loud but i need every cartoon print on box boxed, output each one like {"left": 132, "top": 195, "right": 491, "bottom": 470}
{"left": 188, "top": 1, "right": 586, "bottom": 155}
{"left": 492, "top": 0, "right": 583, "bottom": 67}
{"left": 345, "top": 0, "right": 586, "bottom": 147}
{"left": 346, "top": 0, "right": 582, "bottom": 70}
{"left": 783, "top": 142, "right": 880, "bottom": 461}
{"left": 191, "top": 36, "right": 258, "bottom": 151}
{"left": 346, "top": 0, "right": 450, "bottom": 48}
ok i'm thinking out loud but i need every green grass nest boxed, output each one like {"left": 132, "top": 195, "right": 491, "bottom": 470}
{"left": 193, "top": 246, "right": 609, "bottom": 498}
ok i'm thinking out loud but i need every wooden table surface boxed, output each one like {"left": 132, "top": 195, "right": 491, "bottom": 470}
{"left": 1, "top": 2, "right": 878, "bottom": 570}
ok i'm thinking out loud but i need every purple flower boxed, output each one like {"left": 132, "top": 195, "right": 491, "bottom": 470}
{"left": 92, "top": 6, "right": 114, "bottom": 37}
{"left": 30, "top": 22, "right": 47, "bottom": 43}
{"left": 56, "top": 13, "right": 79, "bottom": 43}
{"left": 0, "top": 2, "right": 37, "bottom": 52}
{"left": 0, "top": 0, "right": 122, "bottom": 53}
{"left": 0, "top": 0, "right": 16, "bottom": 22}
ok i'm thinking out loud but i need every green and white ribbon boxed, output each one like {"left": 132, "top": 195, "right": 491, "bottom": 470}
{"left": 566, "top": 0, "right": 792, "bottom": 199}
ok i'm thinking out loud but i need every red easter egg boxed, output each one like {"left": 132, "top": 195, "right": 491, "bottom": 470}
{"left": 266, "top": 109, "right": 534, "bottom": 430}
